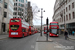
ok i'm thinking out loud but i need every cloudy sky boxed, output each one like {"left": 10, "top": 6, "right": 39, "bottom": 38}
{"left": 28, "top": 0, "right": 56, "bottom": 25}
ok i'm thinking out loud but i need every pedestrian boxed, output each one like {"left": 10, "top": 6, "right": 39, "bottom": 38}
{"left": 72, "top": 30, "right": 74, "bottom": 36}
{"left": 64, "top": 30, "right": 68, "bottom": 40}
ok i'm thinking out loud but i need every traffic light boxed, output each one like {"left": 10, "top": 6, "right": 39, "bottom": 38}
{"left": 46, "top": 17, "right": 48, "bottom": 25}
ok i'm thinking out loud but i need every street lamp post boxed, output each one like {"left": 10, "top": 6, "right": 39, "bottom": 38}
{"left": 38, "top": 8, "right": 45, "bottom": 36}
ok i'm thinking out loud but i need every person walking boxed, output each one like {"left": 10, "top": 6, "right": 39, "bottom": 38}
{"left": 72, "top": 30, "right": 74, "bottom": 36}
{"left": 64, "top": 30, "right": 68, "bottom": 40}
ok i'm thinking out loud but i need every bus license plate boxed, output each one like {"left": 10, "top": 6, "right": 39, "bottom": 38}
{"left": 11, "top": 32, "right": 18, "bottom": 35}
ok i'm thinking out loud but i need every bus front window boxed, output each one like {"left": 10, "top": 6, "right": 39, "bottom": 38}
{"left": 51, "top": 29, "right": 58, "bottom": 34}
{"left": 50, "top": 23, "right": 58, "bottom": 25}
{"left": 10, "top": 25, "right": 19, "bottom": 31}
{"left": 11, "top": 20, "right": 19, "bottom": 22}
{"left": 45, "top": 30, "right": 47, "bottom": 32}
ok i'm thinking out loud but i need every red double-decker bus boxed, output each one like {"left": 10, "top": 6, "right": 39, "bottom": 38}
{"left": 28, "top": 26, "right": 35, "bottom": 35}
{"left": 49, "top": 22, "right": 59, "bottom": 37}
{"left": 34, "top": 28, "right": 38, "bottom": 33}
{"left": 44, "top": 26, "right": 47, "bottom": 34}
{"left": 9, "top": 18, "right": 29, "bottom": 38}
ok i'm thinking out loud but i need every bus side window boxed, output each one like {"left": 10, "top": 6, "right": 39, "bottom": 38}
{"left": 22, "top": 29, "right": 26, "bottom": 32}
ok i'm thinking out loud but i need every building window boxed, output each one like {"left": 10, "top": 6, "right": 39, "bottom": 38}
{"left": 72, "top": 12, "right": 75, "bottom": 18}
{"left": 66, "top": 7, "right": 67, "bottom": 12}
{"left": 4, "top": 2, "right": 7, "bottom": 8}
{"left": 0, "top": 7, "right": 2, "bottom": 15}
{"left": 60, "top": 18, "right": 61, "bottom": 22}
{"left": 72, "top": 2, "right": 74, "bottom": 8}
{"left": 16, "top": 3, "right": 17, "bottom": 6}
{"left": 18, "top": 3, "right": 20, "bottom": 6}
{"left": 18, "top": 12, "right": 21, "bottom": 16}
{"left": 16, "top": 0, "right": 18, "bottom": 1}
{"left": 18, "top": 8, "right": 21, "bottom": 11}
{"left": 14, "top": 3, "right": 17, "bottom": 6}
{"left": 62, "top": 17, "right": 63, "bottom": 22}
{"left": 14, "top": 7, "right": 17, "bottom": 10}
{"left": 13, "top": 12, "right": 17, "bottom": 15}
{"left": 69, "top": 13, "right": 71, "bottom": 20}
{"left": 26, "top": 0, "right": 27, "bottom": 3}
{"left": 0, "top": 0, "right": 3, "bottom": 3}
{"left": 19, "top": 0, "right": 20, "bottom": 2}
{"left": 64, "top": 16, "right": 65, "bottom": 22}
{"left": 21, "top": 4, "right": 24, "bottom": 7}
{"left": 2, "top": 23, "right": 6, "bottom": 32}
{"left": 66, "top": 0, "right": 67, "bottom": 4}
{"left": 21, "top": 0, "right": 24, "bottom": 3}
{"left": 66, "top": 15, "right": 68, "bottom": 20}
{"left": 69, "top": 5, "right": 70, "bottom": 10}
{"left": 64, "top": 9, "right": 65, "bottom": 14}
{"left": 4, "top": 12, "right": 7, "bottom": 18}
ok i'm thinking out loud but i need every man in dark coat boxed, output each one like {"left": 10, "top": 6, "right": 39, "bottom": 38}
{"left": 64, "top": 30, "right": 68, "bottom": 40}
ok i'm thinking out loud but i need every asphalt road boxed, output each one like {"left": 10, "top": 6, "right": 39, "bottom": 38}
{"left": 0, "top": 33, "right": 39, "bottom": 50}
{"left": 48, "top": 34, "right": 75, "bottom": 50}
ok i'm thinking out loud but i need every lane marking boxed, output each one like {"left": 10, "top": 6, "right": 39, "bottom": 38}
{"left": 44, "top": 35, "right": 53, "bottom": 41}
{"left": 35, "top": 42, "right": 38, "bottom": 50}
{"left": 37, "top": 38, "right": 38, "bottom": 41}
{"left": 0, "top": 37, "right": 9, "bottom": 40}
{"left": 31, "top": 45, "right": 34, "bottom": 48}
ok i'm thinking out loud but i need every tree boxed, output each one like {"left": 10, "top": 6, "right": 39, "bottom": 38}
{"left": 26, "top": 3, "right": 41, "bottom": 24}
{"left": 32, "top": 3, "right": 41, "bottom": 20}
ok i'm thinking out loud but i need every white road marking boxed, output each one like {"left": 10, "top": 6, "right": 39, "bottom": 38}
{"left": 31, "top": 45, "right": 34, "bottom": 48}
{"left": 54, "top": 42, "right": 63, "bottom": 46}
{"left": 37, "top": 38, "right": 38, "bottom": 41}
{"left": 35, "top": 42, "right": 38, "bottom": 50}
{"left": 0, "top": 40, "right": 3, "bottom": 42}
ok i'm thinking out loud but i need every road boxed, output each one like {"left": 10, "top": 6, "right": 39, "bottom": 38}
{"left": 0, "top": 32, "right": 75, "bottom": 50}
{"left": 0, "top": 33, "right": 38, "bottom": 50}
{"left": 48, "top": 34, "right": 75, "bottom": 50}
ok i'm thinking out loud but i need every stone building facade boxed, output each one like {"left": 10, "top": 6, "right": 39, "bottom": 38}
{"left": 0, "top": 0, "right": 14, "bottom": 35}
{"left": 27, "top": 2, "right": 33, "bottom": 26}
{"left": 53, "top": 0, "right": 75, "bottom": 33}
{"left": 13, "top": 0, "right": 28, "bottom": 20}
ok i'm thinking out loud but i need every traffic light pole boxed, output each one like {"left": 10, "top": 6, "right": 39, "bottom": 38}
{"left": 46, "top": 17, "right": 48, "bottom": 41}
{"left": 41, "top": 8, "right": 43, "bottom": 36}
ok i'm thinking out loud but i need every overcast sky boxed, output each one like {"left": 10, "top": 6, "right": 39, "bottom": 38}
{"left": 28, "top": 0, "right": 56, "bottom": 25}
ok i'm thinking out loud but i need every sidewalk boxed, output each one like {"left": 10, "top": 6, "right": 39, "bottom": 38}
{"left": 35, "top": 34, "right": 65, "bottom": 50}
{"left": 68, "top": 35, "right": 75, "bottom": 40}
{"left": 59, "top": 33, "right": 75, "bottom": 40}
{"left": 0, "top": 34, "right": 8, "bottom": 40}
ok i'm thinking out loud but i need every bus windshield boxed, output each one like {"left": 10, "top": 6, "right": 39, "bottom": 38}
{"left": 51, "top": 29, "right": 57, "bottom": 34}
{"left": 10, "top": 25, "right": 19, "bottom": 31}
{"left": 45, "top": 30, "right": 47, "bottom": 32}
{"left": 50, "top": 23, "right": 58, "bottom": 25}
{"left": 11, "top": 20, "right": 20, "bottom": 22}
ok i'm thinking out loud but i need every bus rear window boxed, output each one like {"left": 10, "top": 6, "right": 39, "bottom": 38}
{"left": 50, "top": 23, "right": 58, "bottom": 25}
{"left": 11, "top": 20, "right": 19, "bottom": 22}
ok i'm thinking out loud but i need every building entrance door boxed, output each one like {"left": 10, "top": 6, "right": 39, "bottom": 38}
{"left": 2, "top": 23, "right": 6, "bottom": 32}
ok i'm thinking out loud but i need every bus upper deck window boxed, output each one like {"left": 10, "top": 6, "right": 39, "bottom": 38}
{"left": 11, "top": 20, "right": 20, "bottom": 22}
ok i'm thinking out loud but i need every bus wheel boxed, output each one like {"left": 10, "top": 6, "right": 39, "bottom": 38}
{"left": 22, "top": 34, "right": 24, "bottom": 38}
